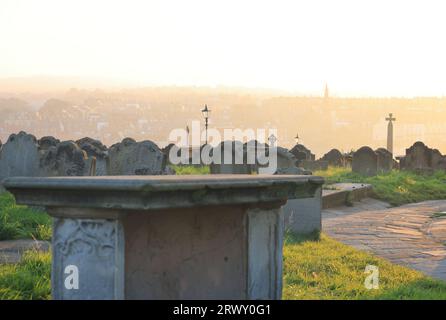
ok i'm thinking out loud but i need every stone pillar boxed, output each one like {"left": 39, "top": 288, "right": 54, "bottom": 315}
{"left": 4, "top": 175, "right": 323, "bottom": 300}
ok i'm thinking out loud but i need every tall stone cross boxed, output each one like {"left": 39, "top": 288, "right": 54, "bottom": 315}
{"left": 385, "top": 113, "right": 396, "bottom": 155}
{"left": 268, "top": 134, "right": 277, "bottom": 147}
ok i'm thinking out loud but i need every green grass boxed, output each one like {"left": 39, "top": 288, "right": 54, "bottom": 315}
{"left": 0, "top": 250, "right": 51, "bottom": 300}
{"left": 1, "top": 233, "right": 444, "bottom": 300}
{"left": 314, "top": 167, "right": 446, "bottom": 206}
{"left": 171, "top": 165, "right": 210, "bottom": 175}
{"left": 0, "top": 192, "right": 51, "bottom": 241}
{"left": 283, "top": 232, "right": 446, "bottom": 300}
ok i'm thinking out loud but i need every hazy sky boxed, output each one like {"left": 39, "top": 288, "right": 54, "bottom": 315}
{"left": 1, "top": 0, "right": 446, "bottom": 96}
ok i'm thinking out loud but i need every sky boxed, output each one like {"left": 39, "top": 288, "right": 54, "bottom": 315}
{"left": 1, "top": 0, "right": 446, "bottom": 97}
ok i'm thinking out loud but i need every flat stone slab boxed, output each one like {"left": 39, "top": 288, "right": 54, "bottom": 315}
{"left": 4, "top": 175, "right": 324, "bottom": 210}
{"left": 0, "top": 240, "right": 50, "bottom": 264}
{"left": 322, "top": 183, "right": 373, "bottom": 209}
{"left": 323, "top": 199, "right": 446, "bottom": 281}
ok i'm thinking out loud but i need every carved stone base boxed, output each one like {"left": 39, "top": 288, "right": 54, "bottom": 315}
{"left": 51, "top": 218, "right": 124, "bottom": 300}
{"left": 49, "top": 205, "right": 283, "bottom": 299}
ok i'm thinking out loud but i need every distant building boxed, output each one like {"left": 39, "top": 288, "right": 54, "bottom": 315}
{"left": 324, "top": 83, "right": 329, "bottom": 100}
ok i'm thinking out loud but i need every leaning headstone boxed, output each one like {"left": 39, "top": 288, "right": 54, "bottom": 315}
{"left": 39, "top": 141, "right": 93, "bottom": 176}
{"left": 38, "top": 136, "right": 60, "bottom": 151}
{"left": 107, "top": 138, "right": 166, "bottom": 175}
{"left": 375, "top": 148, "right": 393, "bottom": 173}
{"left": 352, "top": 146, "right": 377, "bottom": 176}
{"left": 321, "top": 149, "right": 344, "bottom": 167}
{"left": 76, "top": 137, "right": 108, "bottom": 175}
{"left": 0, "top": 132, "right": 40, "bottom": 184}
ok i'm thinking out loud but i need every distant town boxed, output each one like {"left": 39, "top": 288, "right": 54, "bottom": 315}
{"left": 1, "top": 85, "right": 446, "bottom": 158}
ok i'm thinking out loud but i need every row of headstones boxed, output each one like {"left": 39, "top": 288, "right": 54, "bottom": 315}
{"left": 169, "top": 140, "right": 312, "bottom": 175}
{"left": 290, "top": 144, "right": 356, "bottom": 171}
{"left": 351, "top": 141, "right": 446, "bottom": 176}
{"left": 351, "top": 147, "right": 394, "bottom": 176}
{"left": 0, "top": 132, "right": 169, "bottom": 186}
{"left": 167, "top": 141, "right": 346, "bottom": 175}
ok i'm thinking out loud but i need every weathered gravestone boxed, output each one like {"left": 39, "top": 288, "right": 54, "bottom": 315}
{"left": 39, "top": 141, "right": 94, "bottom": 176}
{"left": 38, "top": 136, "right": 60, "bottom": 150}
{"left": 352, "top": 146, "right": 378, "bottom": 176}
{"left": 209, "top": 141, "right": 258, "bottom": 174}
{"left": 399, "top": 141, "right": 446, "bottom": 172}
{"left": 76, "top": 137, "right": 108, "bottom": 175}
{"left": 321, "top": 149, "right": 344, "bottom": 167}
{"left": 0, "top": 132, "right": 40, "bottom": 185}
{"left": 375, "top": 148, "right": 393, "bottom": 173}
{"left": 274, "top": 147, "right": 311, "bottom": 174}
{"left": 274, "top": 148, "right": 318, "bottom": 235}
{"left": 107, "top": 138, "right": 166, "bottom": 175}
{"left": 289, "top": 144, "right": 315, "bottom": 164}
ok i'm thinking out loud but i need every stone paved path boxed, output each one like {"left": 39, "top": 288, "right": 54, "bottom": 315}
{"left": 323, "top": 198, "right": 446, "bottom": 281}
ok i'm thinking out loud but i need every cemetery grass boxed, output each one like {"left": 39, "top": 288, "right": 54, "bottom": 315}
{"left": 0, "top": 192, "right": 51, "bottom": 241}
{"left": 2, "top": 233, "right": 446, "bottom": 300}
{"left": 0, "top": 249, "right": 51, "bottom": 299}
{"left": 315, "top": 167, "right": 446, "bottom": 206}
{"left": 283, "top": 232, "right": 446, "bottom": 300}
{"left": 171, "top": 165, "right": 210, "bottom": 175}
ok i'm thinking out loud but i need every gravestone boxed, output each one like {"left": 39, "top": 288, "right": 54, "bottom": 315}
{"left": 352, "top": 146, "right": 377, "bottom": 176}
{"left": 321, "top": 149, "right": 344, "bottom": 167}
{"left": 38, "top": 136, "right": 60, "bottom": 151}
{"left": 272, "top": 147, "right": 312, "bottom": 175}
{"left": 289, "top": 144, "right": 315, "bottom": 164}
{"left": 210, "top": 141, "right": 258, "bottom": 174}
{"left": 375, "top": 148, "right": 393, "bottom": 173}
{"left": 76, "top": 137, "right": 108, "bottom": 175}
{"left": 0, "top": 132, "right": 40, "bottom": 184}
{"left": 39, "top": 141, "right": 93, "bottom": 176}
{"left": 107, "top": 138, "right": 166, "bottom": 175}
{"left": 400, "top": 141, "right": 446, "bottom": 172}
{"left": 276, "top": 147, "right": 297, "bottom": 169}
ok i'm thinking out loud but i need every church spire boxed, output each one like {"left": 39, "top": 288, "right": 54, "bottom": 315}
{"left": 324, "top": 83, "right": 329, "bottom": 99}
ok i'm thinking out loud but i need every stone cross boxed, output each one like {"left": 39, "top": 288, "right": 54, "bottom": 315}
{"left": 385, "top": 113, "right": 396, "bottom": 155}
{"left": 268, "top": 134, "right": 277, "bottom": 147}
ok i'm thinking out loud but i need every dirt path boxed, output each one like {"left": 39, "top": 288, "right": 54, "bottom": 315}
{"left": 323, "top": 198, "right": 446, "bottom": 281}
